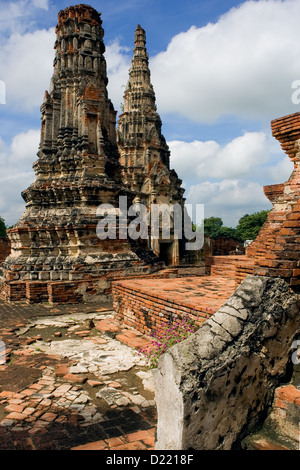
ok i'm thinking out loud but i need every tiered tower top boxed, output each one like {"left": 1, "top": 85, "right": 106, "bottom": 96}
{"left": 123, "top": 25, "right": 157, "bottom": 114}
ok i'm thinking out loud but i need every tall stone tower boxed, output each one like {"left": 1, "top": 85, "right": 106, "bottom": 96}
{"left": 0, "top": 5, "right": 161, "bottom": 304}
{"left": 117, "top": 25, "right": 187, "bottom": 266}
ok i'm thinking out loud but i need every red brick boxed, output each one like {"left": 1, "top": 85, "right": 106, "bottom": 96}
{"left": 62, "top": 373, "right": 87, "bottom": 384}
{"left": 5, "top": 404, "right": 26, "bottom": 413}
{"left": 71, "top": 440, "right": 107, "bottom": 450}
{"left": 5, "top": 412, "right": 27, "bottom": 421}
{"left": 275, "top": 385, "right": 300, "bottom": 404}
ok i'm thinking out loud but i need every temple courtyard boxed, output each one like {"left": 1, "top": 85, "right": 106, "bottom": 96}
{"left": 0, "top": 275, "right": 237, "bottom": 451}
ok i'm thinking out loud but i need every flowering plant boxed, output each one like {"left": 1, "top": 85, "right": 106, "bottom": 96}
{"left": 138, "top": 315, "right": 198, "bottom": 369}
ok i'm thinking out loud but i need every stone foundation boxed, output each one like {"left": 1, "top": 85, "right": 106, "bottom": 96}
{"left": 0, "top": 268, "right": 179, "bottom": 305}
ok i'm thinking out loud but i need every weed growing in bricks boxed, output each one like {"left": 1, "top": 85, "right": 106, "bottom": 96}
{"left": 138, "top": 315, "right": 199, "bottom": 369}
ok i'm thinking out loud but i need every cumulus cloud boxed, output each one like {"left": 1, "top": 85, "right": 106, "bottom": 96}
{"left": 0, "top": 27, "right": 55, "bottom": 111}
{"left": 0, "top": 129, "right": 38, "bottom": 226}
{"left": 150, "top": 0, "right": 300, "bottom": 123}
{"left": 168, "top": 130, "right": 293, "bottom": 227}
{"left": 168, "top": 131, "right": 293, "bottom": 184}
{"left": 0, "top": 0, "right": 49, "bottom": 37}
{"left": 186, "top": 179, "right": 272, "bottom": 228}
{"left": 105, "top": 39, "right": 131, "bottom": 113}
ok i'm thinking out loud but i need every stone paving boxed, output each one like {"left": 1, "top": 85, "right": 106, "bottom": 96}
{"left": 0, "top": 301, "right": 157, "bottom": 450}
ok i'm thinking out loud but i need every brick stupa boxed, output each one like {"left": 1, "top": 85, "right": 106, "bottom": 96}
{"left": 117, "top": 25, "right": 191, "bottom": 266}
{"left": 0, "top": 5, "right": 162, "bottom": 304}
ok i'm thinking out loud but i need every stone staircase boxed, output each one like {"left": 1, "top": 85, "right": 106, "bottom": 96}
{"left": 206, "top": 255, "right": 245, "bottom": 279}
{"left": 206, "top": 255, "right": 256, "bottom": 287}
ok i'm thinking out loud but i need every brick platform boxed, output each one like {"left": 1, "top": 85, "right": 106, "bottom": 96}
{"left": 113, "top": 276, "right": 236, "bottom": 335}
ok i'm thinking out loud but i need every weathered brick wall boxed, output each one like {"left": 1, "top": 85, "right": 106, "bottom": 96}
{"left": 113, "top": 281, "right": 211, "bottom": 336}
{"left": 0, "top": 268, "right": 178, "bottom": 305}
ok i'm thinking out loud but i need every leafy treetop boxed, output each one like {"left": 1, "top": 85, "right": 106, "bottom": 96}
{"left": 201, "top": 210, "right": 270, "bottom": 243}
{"left": 0, "top": 217, "right": 6, "bottom": 238}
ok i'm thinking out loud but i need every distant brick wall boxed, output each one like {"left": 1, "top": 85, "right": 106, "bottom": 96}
{"left": 211, "top": 237, "right": 244, "bottom": 256}
{"left": 0, "top": 237, "right": 10, "bottom": 264}
{"left": 0, "top": 268, "right": 178, "bottom": 304}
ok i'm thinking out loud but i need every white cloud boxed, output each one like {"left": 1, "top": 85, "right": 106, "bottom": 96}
{"left": 186, "top": 179, "right": 272, "bottom": 228}
{"left": 168, "top": 130, "right": 294, "bottom": 227}
{"left": 0, "top": 129, "right": 38, "bottom": 226}
{"left": 0, "top": 0, "right": 50, "bottom": 36}
{"left": 31, "top": 0, "right": 48, "bottom": 9}
{"left": 168, "top": 131, "right": 293, "bottom": 184}
{"left": 269, "top": 155, "right": 293, "bottom": 183}
{"left": 105, "top": 39, "right": 131, "bottom": 113}
{"left": 0, "top": 27, "right": 55, "bottom": 111}
{"left": 150, "top": 0, "right": 300, "bottom": 123}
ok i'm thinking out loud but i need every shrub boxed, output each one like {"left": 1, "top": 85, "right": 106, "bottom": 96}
{"left": 138, "top": 315, "right": 199, "bottom": 369}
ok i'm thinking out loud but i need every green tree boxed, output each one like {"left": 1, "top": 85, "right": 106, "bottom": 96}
{"left": 0, "top": 217, "right": 7, "bottom": 238}
{"left": 235, "top": 210, "right": 269, "bottom": 242}
{"left": 203, "top": 217, "right": 224, "bottom": 238}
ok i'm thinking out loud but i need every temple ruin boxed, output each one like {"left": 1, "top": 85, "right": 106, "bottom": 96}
{"left": 0, "top": 5, "right": 168, "bottom": 304}
{"left": 0, "top": 5, "right": 202, "bottom": 304}
{"left": 0, "top": 3, "right": 299, "bottom": 450}
{"left": 117, "top": 25, "right": 187, "bottom": 266}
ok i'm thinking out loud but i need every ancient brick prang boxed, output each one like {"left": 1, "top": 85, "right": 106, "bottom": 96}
{"left": 117, "top": 26, "right": 190, "bottom": 266}
{"left": 0, "top": 5, "right": 162, "bottom": 304}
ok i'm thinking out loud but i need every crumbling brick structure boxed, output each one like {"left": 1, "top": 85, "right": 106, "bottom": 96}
{"left": 0, "top": 5, "right": 163, "bottom": 304}
{"left": 248, "top": 112, "right": 300, "bottom": 290}
{"left": 212, "top": 112, "right": 300, "bottom": 292}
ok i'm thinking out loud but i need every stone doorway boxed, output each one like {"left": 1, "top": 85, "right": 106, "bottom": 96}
{"left": 159, "top": 242, "right": 174, "bottom": 266}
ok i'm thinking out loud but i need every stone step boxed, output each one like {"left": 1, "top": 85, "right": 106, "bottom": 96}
{"left": 210, "top": 264, "right": 236, "bottom": 279}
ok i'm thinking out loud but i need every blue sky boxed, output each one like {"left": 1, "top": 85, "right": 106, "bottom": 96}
{"left": 0, "top": 0, "right": 299, "bottom": 228}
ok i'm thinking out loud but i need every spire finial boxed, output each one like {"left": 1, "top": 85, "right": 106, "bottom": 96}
{"left": 134, "top": 24, "right": 146, "bottom": 46}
